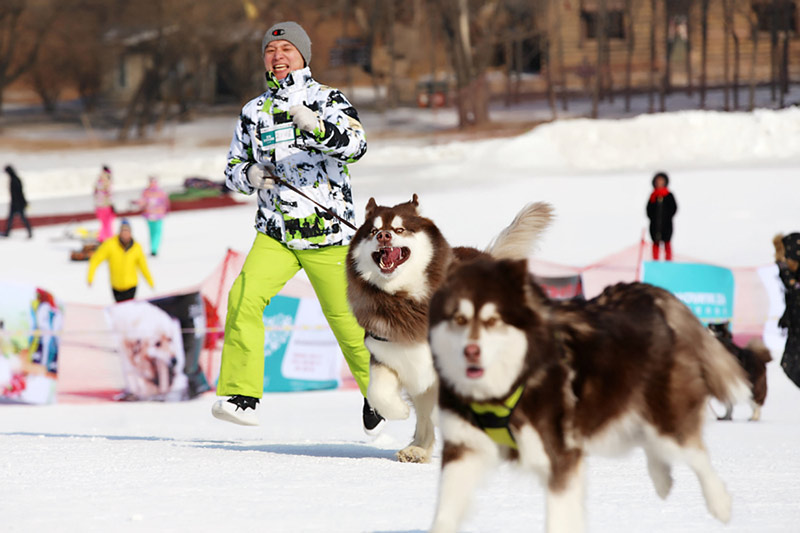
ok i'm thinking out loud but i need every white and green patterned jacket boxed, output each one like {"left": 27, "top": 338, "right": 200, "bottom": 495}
{"left": 224, "top": 67, "right": 367, "bottom": 249}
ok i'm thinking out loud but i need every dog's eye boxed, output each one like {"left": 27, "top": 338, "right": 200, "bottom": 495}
{"left": 483, "top": 317, "right": 498, "bottom": 328}
{"left": 395, "top": 227, "right": 404, "bottom": 234}
{"left": 453, "top": 315, "right": 468, "bottom": 326}
{"left": 369, "top": 228, "right": 378, "bottom": 236}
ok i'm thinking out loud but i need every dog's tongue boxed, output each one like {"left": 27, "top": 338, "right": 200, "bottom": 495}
{"left": 380, "top": 247, "right": 403, "bottom": 264}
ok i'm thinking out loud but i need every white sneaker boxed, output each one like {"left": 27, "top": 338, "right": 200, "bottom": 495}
{"left": 362, "top": 398, "right": 386, "bottom": 436}
{"left": 211, "top": 395, "right": 260, "bottom": 426}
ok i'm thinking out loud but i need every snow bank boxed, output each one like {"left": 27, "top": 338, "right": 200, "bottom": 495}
{"left": 2, "top": 107, "right": 799, "bottom": 204}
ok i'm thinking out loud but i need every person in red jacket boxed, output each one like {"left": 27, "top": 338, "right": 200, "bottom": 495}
{"left": 646, "top": 171, "right": 678, "bottom": 261}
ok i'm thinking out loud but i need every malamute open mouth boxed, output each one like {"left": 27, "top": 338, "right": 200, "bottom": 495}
{"left": 373, "top": 246, "right": 410, "bottom": 274}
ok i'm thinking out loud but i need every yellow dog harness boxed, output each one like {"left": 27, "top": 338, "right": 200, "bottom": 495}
{"left": 468, "top": 385, "right": 524, "bottom": 449}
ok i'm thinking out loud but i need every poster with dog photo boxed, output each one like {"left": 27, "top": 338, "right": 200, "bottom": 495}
{"left": 106, "top": 300, "right": 189, "bottom": 401}
{"left": 0, "top": 281, "right": 62, "bottom": 405}
{"left": 147, "top": 292, "right": 211, "bottom": 399}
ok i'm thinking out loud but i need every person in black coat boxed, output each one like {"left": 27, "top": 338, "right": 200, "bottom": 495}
{"left": 2, "top": 165, "right": 33, "bottom": 238}
{"left": 775, "top": 232, "right": 800, "bottom": 389}
{"left": 646, "top": 171, "right": 677, "bottom": 260}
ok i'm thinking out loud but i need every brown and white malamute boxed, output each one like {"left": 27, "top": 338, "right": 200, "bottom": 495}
{"left": 428, "top": 257, "right": 750, "bottom": 532}
{"left": 346, "top": 195, "right": 553, "bottom": 463}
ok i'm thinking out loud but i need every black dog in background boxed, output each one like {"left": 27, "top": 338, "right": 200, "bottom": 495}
{"left": 708, "top": 321, "right": 772, "bottom": 421}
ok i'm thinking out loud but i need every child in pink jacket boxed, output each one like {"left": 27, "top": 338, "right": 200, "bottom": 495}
{"left": 136, "top": 176, "right": 169, "bottom": 256}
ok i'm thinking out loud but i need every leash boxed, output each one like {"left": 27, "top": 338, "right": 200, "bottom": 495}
{"left": 263, "top": 167, "right": 358, "bottom": 232}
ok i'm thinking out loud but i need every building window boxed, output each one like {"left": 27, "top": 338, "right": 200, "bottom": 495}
{"left": 752, "top": 1, "right": 798, "bottom": 33}
{"left": 492, "top": 36, "right": 542, "bottom": 74}
{"left": 581, "top": 9, "right": 626, "bottom": 40}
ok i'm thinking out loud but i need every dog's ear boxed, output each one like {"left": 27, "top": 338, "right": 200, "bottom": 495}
{"left": 410, "top": 193, "right": 419, "bottom": 211}
{"left": 499, "top": 258, "right": 529, "bottom": 284}
{"left": 365, "top": 197, "right": 378, "bottom": 217}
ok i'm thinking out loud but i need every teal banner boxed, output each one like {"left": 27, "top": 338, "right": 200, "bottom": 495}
{"left": 642, "top": 261, "right": 735, "bottom": 323}
{"left": 262, "top": 294, "right": 340, "bottom": 392}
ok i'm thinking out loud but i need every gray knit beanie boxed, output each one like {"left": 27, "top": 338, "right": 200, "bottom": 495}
{"left": 262, "top": 21, "right": 311, "bottom": 66}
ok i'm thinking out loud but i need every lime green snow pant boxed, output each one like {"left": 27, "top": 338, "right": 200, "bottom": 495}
{"left": 217, "top": 232, "right": 370, "bottom": 398}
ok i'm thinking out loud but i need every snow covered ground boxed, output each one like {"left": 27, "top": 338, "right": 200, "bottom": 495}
{"left": 1, "top": 106, "right": 800, "bottom": 532}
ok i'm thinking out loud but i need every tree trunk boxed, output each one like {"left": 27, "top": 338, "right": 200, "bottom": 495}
{"left": 722, "top": 0, "right": 731, "bottom": 111}
{"left": 732, "top": 26, "right": 740, "bottom": 110}
{"left": 556, "top": 0, "right": 569, "bottom": 111}
{"left": 685, "top": 0, "right": 693, "bottom": 97}
{"left": 660, "top": 0, "right": 669, "bottom": 112}
{"left": 387, "top": 1, "right": 398, "bottom": 109}
{"left": 700, "top": 0, "right": 709, "bottom": 108}
{"left": 593, "top": 0, "right": 608, "bottom": 118}
{"left": 749, "top": 22, "right": 758, "bottom": 111}
{"left": 770, "top": 0, "right": 778, "bottom": 101}
{"left": 544, "top": 38, "right": 558, "bottom": 119}
{"left": 624, "top": 0, "right": 634, "bottom": 112}
{"left": 504, "top": 38, "right": 513, "bottom": 107}
{"left": 780, "top": 32, "right": 789, "bottom": 107}
{"left": 649, "top": 0, "right": 657, "bottom": 113}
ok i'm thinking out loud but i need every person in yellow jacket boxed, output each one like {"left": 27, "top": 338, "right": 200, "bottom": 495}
{"left": 87, "top": 219, "right": 154, "bottom": 302}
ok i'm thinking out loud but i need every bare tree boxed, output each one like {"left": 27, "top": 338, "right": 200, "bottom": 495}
{"left": 648, "top": 0, "right": 657, "bottom": 113}
{"left": 660, "top": 0, "right": 669, "bottom": 112}
{"left": 699, "top": 0, "right": 709, "bottom": 108}
{"left": 592, "top": 0, "right": 608, "bottom": 118}
{"left": 624, "top": 0, "right": 637, "bottom": 111}
{"left": 736, "top": 0, "right": 760, "bottom": 110}
{"left": 684, "top": 0, "right": 693, "bottom": 97}
{"left": 722, "top": 0, "right": 732, "bottom": 110}
{"left": 429, "top": 0, "right": 506, "bottom": 128}
{"left": 731, "top": 3, "right": 741, "bottom": 110}
{"left": 0, "top": 1, "right": 59, "bottom": 115}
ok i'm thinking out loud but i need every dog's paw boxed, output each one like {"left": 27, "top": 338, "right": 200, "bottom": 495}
{"left": 652, "top": 471, "right": 673, "bottom": 499}
{"left": 647, "top": 459, "right": 673, "bottom": 499}
{"left": 706, "top": 486, "right": 732, "bottom": 523}
{"left": 396, "top": 445, "right": 431, "bottom": 463}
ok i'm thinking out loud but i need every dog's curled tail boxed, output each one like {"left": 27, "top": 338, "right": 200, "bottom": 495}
{"left": 485, "top": 202, "right": 554, "bottom": 260}
{"left": 746, "top": 338, "right": 773, "bottom": 364}
{"left": 699, "top": 329, "right": 752, "bottom": 406}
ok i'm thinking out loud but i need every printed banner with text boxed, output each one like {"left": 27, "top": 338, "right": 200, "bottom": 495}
{"left": 642, "top": 261, "right": 735, "bottom": 323}
{"left": 261, "top": 294, "right": 341, "bottom": 392}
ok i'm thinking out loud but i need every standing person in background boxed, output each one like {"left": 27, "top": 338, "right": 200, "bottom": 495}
{"left": 94, "top": 165, "right": 115, "bottom": 242}
{"left": 2, "top": 165, "right": 33, "bottom": 238}
{"left": 211, "top": 21, "right": 383, "bottom": 434}
{"left": 775, "top": 232, "right": 800, "bottom": 389}
{"left": 646, "top": 171, "right": 678, "bottom": 261}
{"left": 87, "top": 219, "right": 154, "bottom": 302}
{"left": 134, "top": 176, "right": 169, "bottom": 257}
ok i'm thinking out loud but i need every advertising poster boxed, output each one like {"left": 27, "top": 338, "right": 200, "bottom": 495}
{"left": 106, "top": 300, "right": 189, "bottom": 401}
{"left": 262, "top": 294, "right": 341, "bottom": 392}
{"left": 149, "top": 292, "right": 211, "bottom": 399}
{"left": 642, "top": 261, "right": 735, "bottom": 323}
{"left": 0, "top": 282, "right": 62, "bottom": 405}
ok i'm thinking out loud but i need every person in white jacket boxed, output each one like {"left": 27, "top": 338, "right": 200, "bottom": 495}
{"left": 212, "top": 21, "right": 383, "bottom": 435}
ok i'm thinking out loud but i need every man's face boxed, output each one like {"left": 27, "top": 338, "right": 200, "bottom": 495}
{"left": 264, "top": 39, "right": 304, "bottom": 80}
{"left": 120, "top": 227, "right": 132, "bottom": 244}
{"left": 654, "top": 177, "right": 666, "bottom": 188}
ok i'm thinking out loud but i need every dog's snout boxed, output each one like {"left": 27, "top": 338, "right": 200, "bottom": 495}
{"left": 376, "top": 230, "right": 392, "bottom": 244}
{"left": 463, "top": 343, "right": 481, "bottom": 363}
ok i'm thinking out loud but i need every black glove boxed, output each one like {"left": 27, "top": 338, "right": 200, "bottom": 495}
{"left": 778, "top": 313, "right": 789, "bottom": 330}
